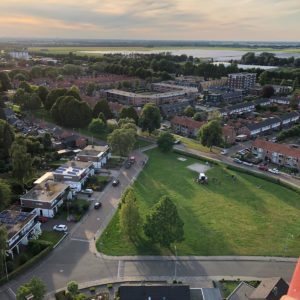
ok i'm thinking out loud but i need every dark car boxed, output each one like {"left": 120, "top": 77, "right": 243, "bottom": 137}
{"left": 37, "top": 216, "right": 48, "bottom": 223}
{"left": 112, "top": 179, "right": 120, "bottom": 187}
{"left": 125, "top": 161, "right": 132, "bottom": 169}
{"left": 94, "top": 202, "right": 102, "bottom": 209}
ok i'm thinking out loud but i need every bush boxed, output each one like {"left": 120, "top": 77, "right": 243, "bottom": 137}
{"left": 107, "top": 283, "right": 113, "bottom": 289}
{"left": 28, "top": 240, "right": 42, "bottom": 255}
{"left": 19, "top": 253, "right": 29, "bottom": 265}
{"left": 6, "top": 261, "right": 14, "bottom": 273}
{"left": 89, "top": 286, "right": 96, "bottom": 293}
{"left": 55, "top": 290, "right": 66, "bottom": 300}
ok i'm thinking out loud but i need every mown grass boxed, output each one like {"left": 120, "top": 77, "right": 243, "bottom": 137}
{"left": 97, "top": 149, "right": 300, "bottom": 256}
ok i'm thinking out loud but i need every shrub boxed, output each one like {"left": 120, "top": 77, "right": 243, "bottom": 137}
{"left": 28, "top": 240, "right": 42, "bottom": 255}
{"left": 19, "top": 253, "right": 29, "bottom": 265}
{"left": 107, "top": 283, "right": 113, "bottom": 289}
{"left": 6, "top": 261, "right": 14, "bottom": 273}
{"left": 55, "top": 290, "right": 66, "bottom": 300}
{"left": 89, "top": 287, "right": 96, "bottom": 293}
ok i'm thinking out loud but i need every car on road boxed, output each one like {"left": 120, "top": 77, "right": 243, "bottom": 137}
{"left": 233, "top": 158, "right": 242, "bottom": 164}
{"left": 94, "top": 202, "right": 102, "bottom": 209}
{"left": 125, "top": 161, "right": 132, "bottom": 169}
{"left": 81, "top": 188, "right": 93, "bottom": 195}
{"left": 112, "top": 179, "right": 120, "bottom": 187}
{"left": 242, "top": 161, "right": 253, "bottom": 167}
{"left": 129, "top": 156, "right": 136, "bottom": 164}
{"left": 268, "top": 168, "right": 280, "bottom": 174}
{"left": 37, "top": 216, "right": 48, "bottom": 223}
{"left": 174, "top": 139, "right": 181, "bottom": 145}
{"left": 221, "top": 149, "right": 228, "bottom": 155}
{"left": 258, "top": 164, "right": 268, "bottom": 171}
{"left": 53, "top": 224, "right": 68, "bottom": 232}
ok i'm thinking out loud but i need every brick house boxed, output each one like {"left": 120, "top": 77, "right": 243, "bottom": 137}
{"left": 222, "top": 125, "right": 236, "bottom": 144}
{"left": 252, "top": 139, "right": 300, "bottom": 171}
{"left": 171, "top": 116, "right": 204, "bottom": 137}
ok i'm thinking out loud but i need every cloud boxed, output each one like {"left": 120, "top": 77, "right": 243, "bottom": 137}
{"left": 0, "top": 0, "right": 299, "bottom": 40}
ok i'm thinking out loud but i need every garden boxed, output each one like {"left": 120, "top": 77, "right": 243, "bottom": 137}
{"left": 97, "top": 148, "right": 300, "bottom": 256}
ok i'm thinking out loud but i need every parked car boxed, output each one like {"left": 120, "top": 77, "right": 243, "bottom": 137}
{"left": 268, "top": 168, "right": 280, "bottom": 174}
{"left": 53, "top": 224, "right": 68, "bottom": 232}
{"left": 37, "top": 216, "right": 48, "bottom": 223}
{"left": 258, "top": 164, "right": 268, "bottom": 171}
{"left": 81, "top": 189, "right": 93, "bottom": 195}
{"left": 174, "top": 139, "right": 181, "bottom": 145}
{"left": 94, "top": 202, "right": 102, "bottom": 209}
{"left": 242, "top": 161, "right": 253, "bottom": 167}
{"left": 112, "top": 179, "right": 120, "bottom": 187}
{"left": 233, "top": 158, "right": 242, "bottom": 164}
{"left": 221, "top": 149, "right": 228, "bottom": 155}
{"left": 125, "top": 161, "right": 132, "bottom": 169}
{"left": 129, "top": 156, "right": 136, "bottom": 164}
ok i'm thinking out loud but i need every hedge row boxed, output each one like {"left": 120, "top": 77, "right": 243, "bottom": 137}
{"left": 173, "top": 149, "right": 300, "bottom": 194}
{"left": 0, "top": 243, "right": 52, "bottom": 285}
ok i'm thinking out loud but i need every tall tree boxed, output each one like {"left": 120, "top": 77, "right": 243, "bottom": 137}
{"left": 107, "top": 128, "right": 136, "bottom": 157}
{"left": 67, "top": 281, "right": 79, "bottom": 298}
{"left": 0, "top": 227, "right": 7, "bottom": 278}
{"left": 261, "top": 85, "right": 275, "bottom": 98}
{"left": 93, "top": 99, "right": 113, "bottom": 119}
{"left": 88, "top": 118, "right": 107, "bottom": 135}
{"left": 144, "top": 196, "right": 184, "bottom": 248}
{"left": 183, "top": 105, "right": 195, "bottom": 117}
{"left": 11, "top": 141, "right": 33, "bottom": 184}
{"left": 18, "top": 81, "right": 32, "bottom": 93}
{"left": 139, "top": 103, "right": 161, "bottom": 134}
{"left": 119, "top": 106, "right": 139, "bottom": 124}
{"left": 157, "top": 132, "right": 175, "bottom": 152}
{"left": 37, "top": 86, "right": 49, "bottom": 105}
{"left": 198, "top": 119, "right": 223, "bottom": 151}
{"left": 120, "top": 188, "right": 141, "bottom": 241}
{"left": 16, "top": 277, "right": 46, "bottom": 300}
{"left": 0, "top": 180, "right": 11, "bottom": 211}
{"left": 0, "top": 119, "right": 14, "bottom": 160}
{"left": 0, "top": 72, "right": 12, "bottom": 92}
{"left": 259, "top": 71, "right": 268, "bottom": 86}
{"left": 24, "top": 93, "right": 41, "bottom": 111}
{"left": 290, "top": 93, "right": 299, "bottom": 110}
{"left": 44, "top": 88, "right": 67, "bottom": 110}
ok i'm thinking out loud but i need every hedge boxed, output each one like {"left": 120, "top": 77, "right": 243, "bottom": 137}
{"left": 0, "top": 244, "right": 52, "bottom": 285}
{"left": 173, "top": 149, "right": 300, "bottom": 195}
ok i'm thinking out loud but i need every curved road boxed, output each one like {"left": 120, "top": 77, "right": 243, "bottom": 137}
{"left": 1, "top": 147, "right": 298, "bottom": 299}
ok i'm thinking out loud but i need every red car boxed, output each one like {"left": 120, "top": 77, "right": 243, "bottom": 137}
{"left": 37, "top": 216, "right": 48, "bottom": 223}
{"left": 258, "top": 164, "right": 268, "bottom": 171}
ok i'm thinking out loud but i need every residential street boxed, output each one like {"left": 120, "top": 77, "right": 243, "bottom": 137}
{"left": 0, "top": 146, "right": 298, "bottom": 300}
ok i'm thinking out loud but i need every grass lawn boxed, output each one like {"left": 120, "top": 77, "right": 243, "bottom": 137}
{"left": 172, "top": 134, "right": 219, "bottom": 154}
{"left": 97, "top": 149, "right": 300, "bottom": 256}
{"left": 134, "top": 139, "right": 153, "bottom": 149}
{"left": 39, "top": 231, "right": 64, "bottom": 245}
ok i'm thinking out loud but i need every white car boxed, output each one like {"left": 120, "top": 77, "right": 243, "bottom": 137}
{"left": 268, "top": 168, "right": 280, "bottom": 175}
{"left": 81, "top": 189, "right": 93, "bottom": 195}
{"left": 53, "top": 224, "right": 68, "bottom": 232}
{"left": 221, "top": 149, "right": 228, "bottom": 155}
{"left": 242, "top": 161, "right": 253, "bottom": 167}
{"left": 233, "top": 158, "right": 242, "bottom": 164}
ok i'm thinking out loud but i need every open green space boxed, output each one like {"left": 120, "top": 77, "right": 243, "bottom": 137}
{"left": 39, "top": 231, "right": 64, "bottom": 245}
{"left": 28, "top": 46, "right": 300, "bottom": 56}
{"left": 133, "top": 138, "right": 153, "bottom": 149}
{"left": 97, "top": 149, "right": 300, "bottom": 256}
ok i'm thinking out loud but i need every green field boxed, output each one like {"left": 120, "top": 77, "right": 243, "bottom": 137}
{"left": 97, "top": 149, "right": 300, "bottom": 256}
{"left": 28, "top": 46, "right": 300, "bottom": 56}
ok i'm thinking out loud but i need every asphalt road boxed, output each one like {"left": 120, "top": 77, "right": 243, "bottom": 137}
{"left": 0, "top": 147, "right": 298, "bottom": 299}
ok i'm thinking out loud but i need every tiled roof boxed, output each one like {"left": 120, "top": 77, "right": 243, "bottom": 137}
{"left": 252, "top": 139, "right": 300, "bottom": 158}
{"left": 171, "top": 116, "right": 204, "bottom": 129}
{"left": 247, "top": 117, "right": 281, "bottom": 131}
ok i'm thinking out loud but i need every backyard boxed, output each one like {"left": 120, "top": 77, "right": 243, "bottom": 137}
{"left": 97, "top": 149, "right": 300, "bottom": 256}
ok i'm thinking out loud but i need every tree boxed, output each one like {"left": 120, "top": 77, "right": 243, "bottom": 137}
{"left": 193, "top": 112, "right": 206, "bottom": 121}
{"left": 120, "top": 188, "right": 141, "bottom": 241}
{"left": 65, "top": 86, "right": 81, "bottom": 101}
{"left": 16, "top": 277, "right": 46, "bottom": 300}
{"left": 0, "top": 72, "right": 12, "bottom": 91}
{"left": 292, "top": 77, "right": 299, "bottom": 91}
{"left": 51, "top": 96, "right": 92, "bottom": 128}
{"left": 67, "top": 281, "right": 79, "bottom": 298}
{"left": 88, "top": 118, "right": 107, "bottom": 135}
{"left": 119, "top": 106, "right": 139, "bottom": 124}
{"left": 183, "top": 105, "right": 195, "bottom": 117}
{"left": 261, "top": 85, "right": 275, "bottom": 98}
{"left": 144, "top": 196, "right": 184, "bottom": 248}
{"left": 0, "top": 119, "right": 14, "bottom": 160}
{"left": 11, "top": 141, "right": 33, "bottom": 184}
{"left": 290, "top": 93, "right": 299, "bottom": 110}
{"left": 24, "top": 93, "right": 41, "bottom": 111}
{"left": 259, "top": 71, "right": 268, "bottom": 85}
{"left": 93, "top": 99, "right": 113, "bottom": 119}
{"left": 12, "top": 88, "right": 30, "bottom": 106}
{"left": 42, "top": 132, "right": 52, "bottom": 150}
{"left": 139, "top": 103, "right": 161, "bottom": 134}
{"left": 0, "top": 180, "right": 11, "bottom": 211}
{"left": 107, "top": 128, "right": 136, "bottom": 157}
{"left": 157, "top": 132, "right": 175, "bottom": 152}
{"left": 0, "top": 227, "right": 7, "bottom": 278}
{"left": 44, "top": 88, "right": 67, "bottom": 110}
{"left": 198, "top": 119, "right": 223, "bottom": 151}
{"left": 37, "top": 86, "right": 49, "bottom": 105}
{"left": 18, "top": 81, "right": 32, "bottom": 93}
{"left": 97, "top": 112, "right": 107, "bottom": 124}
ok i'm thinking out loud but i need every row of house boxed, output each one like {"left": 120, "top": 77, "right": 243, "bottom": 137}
{"left": 240, "top": 111, "right": 300, "bottom": 138}
{"left": 252, "top": 139, "right": 300, "bottom": 171}
{"left": 220, "top": 97, "right": 292, "bottom": 117}
{"left": 170, "top": 116, "right": 204, "bottom": 137}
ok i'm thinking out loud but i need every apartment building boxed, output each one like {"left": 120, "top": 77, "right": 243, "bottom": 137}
{"left": 171, "top": 116, "right": 204, "bottom": 137}
{"left": 252, "top": 139, "right": 300, "bottom": 171}
{"left": 228, "top": 73, "right": 256, "bottom": 90}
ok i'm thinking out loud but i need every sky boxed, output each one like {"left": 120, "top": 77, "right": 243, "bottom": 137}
{"left": 0, "top": 0, "right": 299, "bottom": 41}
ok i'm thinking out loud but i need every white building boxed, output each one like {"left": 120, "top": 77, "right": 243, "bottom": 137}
{"left": 9, "top": 51, "right": 31, "bottom": 60}
{"left": 53, "top": 161, "right": 94, "bottom": 192}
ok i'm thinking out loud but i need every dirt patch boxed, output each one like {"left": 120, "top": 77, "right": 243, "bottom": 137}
{"left": 187, "top": 163, "right": 211, "bottom": 173}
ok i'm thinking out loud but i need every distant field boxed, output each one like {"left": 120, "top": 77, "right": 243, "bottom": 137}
{"left": 97, "top": 149, "right": 300, "bottom": 256}
{"left": 28, "top": 46, "right": 300, "bottom": 56}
